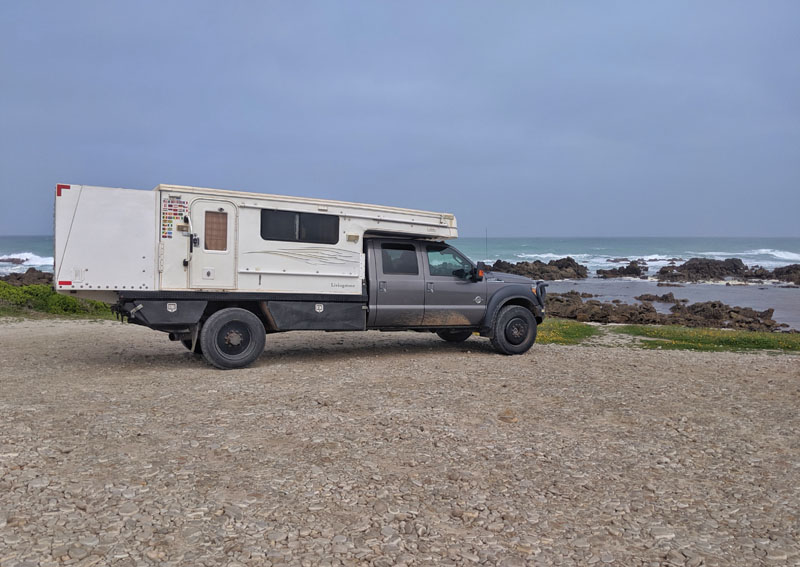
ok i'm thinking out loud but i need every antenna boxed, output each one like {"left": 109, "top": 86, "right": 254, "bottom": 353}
{"left": 485, "top": 227, "right": 488, "bottom": 261}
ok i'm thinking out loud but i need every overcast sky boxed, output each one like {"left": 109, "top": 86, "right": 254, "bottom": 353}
{"left": 1, "top": 2, "right": 798, "bottom": 237}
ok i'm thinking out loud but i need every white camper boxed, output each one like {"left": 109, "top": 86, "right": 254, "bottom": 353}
{"left": 54, "top": 183, "right": 545, "bottom": 369}
{"left": 55, "top": 183, "right": 456, "bottom": 299}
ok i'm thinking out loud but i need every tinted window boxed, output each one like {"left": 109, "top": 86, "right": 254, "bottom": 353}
{"left": 300, "top": 212, "right": 339, "bottom": 244}
{"left": 426, "top": 245, "right": 472, "bottom": 277}
{"left": 381, "top": 243, "right": 419, "bottom": 275}
{"left": 261, "top": 209, "right": 339, "bottom": 244}
{"left": 260, "top": 209, "right": 297, "bottom": 241}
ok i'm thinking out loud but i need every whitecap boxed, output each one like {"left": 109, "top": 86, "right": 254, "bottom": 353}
{"left": 0, "top": 251, "right": 55, "bottom": 265}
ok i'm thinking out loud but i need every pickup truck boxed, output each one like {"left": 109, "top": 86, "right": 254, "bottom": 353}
{"left": 54, "top": 183, "right": 546, "bottom": 369}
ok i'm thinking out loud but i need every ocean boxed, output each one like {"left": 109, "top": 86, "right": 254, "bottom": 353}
{"left": 0, "top": 235, "right": 54, "bottom": 276}
{"left": 2, "top": 235, "right": 799, "bottom": 278}
{"left": 453, "top": 236, "right": 800, "bottom": 276}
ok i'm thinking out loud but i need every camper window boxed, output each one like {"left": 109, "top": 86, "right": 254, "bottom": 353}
{"left": 204, "top": 211, "right": 228, "bottom": 251}
{"left": 260, "top": 209, "right": 339, "bottom": 245}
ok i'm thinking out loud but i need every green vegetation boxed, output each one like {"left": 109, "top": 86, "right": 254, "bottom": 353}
{"left": 537, "top": 317, "right": 600, "bottom": 345}
{"left": 612, "top": 324, "right": 800, "bottom": 352}
{"left": 0, "top": 282, "right": 113, "bottom": 319}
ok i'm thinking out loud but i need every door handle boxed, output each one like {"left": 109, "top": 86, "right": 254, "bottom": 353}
{"left": 427, "top": 282, "right": 435, "bottom": 293}
{"left": 379, "top": 281, "right": 387, "bottom": 292}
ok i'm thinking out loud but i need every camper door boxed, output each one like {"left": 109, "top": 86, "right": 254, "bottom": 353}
{"left": 189, "top": 199, "right": 237, "bottom": 289}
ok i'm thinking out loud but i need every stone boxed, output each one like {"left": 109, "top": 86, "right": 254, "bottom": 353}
{"left": 118, "top": 502, "right": 138, "bottom": 516}
{"left": 650, "top": 526, "right": 676, "bottom": 540}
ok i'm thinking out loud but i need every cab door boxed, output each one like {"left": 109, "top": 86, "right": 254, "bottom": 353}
{"left": 421, "top": 243, "right": 487, "bottom": 326}
{"left": 372, "top": 241, "right": 425, "bottom": 327}
{"left": 189, "top": 199, "right": 237, "bottom": 289}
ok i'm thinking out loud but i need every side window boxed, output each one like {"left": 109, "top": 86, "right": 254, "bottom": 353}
{"left": 204, "top": 211, "right": 228, "bottom": 251}
{"left": 381, "top": 243, "right": 419, "bottom": 275}
{"left": 260, "top": 209, "right": 339, "bottom": 244}
{"left": 426, "top": 245, "right": 472, "bottom": 277}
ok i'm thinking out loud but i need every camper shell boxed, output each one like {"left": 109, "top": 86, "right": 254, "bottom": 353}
{"left": 54, "top": 183, "right": 545, "bottom": 368}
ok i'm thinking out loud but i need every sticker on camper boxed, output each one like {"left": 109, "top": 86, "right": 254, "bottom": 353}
{"left": 161, "top": 196, "right": 188, "bottom": 239}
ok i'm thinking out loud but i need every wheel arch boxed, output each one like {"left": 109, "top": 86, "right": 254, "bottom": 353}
{"left": 201, "top": 301, "right": 273, "bottom": 331}
{"left": 482, "top": 290, "right": 543, "bottom": 336}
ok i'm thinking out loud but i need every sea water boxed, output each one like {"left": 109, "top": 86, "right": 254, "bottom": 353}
{"left": 0, "top": 235, "right": 54, "bottom": 276}
{"left": 453, "top": 236, "right": 800, "bottom": 276}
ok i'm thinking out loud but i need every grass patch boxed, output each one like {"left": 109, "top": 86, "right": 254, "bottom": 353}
{"left": 612, "top": 324, "right": 800, "bottom": 352}
{"left": 537, "top": 318, "right": 599, "bottom": 345}
{"left": 0, "top": 281, "right": 114, "bottom": 319}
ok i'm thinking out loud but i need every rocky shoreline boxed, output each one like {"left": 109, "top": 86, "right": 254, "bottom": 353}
{"left": 546, "top": 291, "right": 787, "bottom": 332}
{"left": 0, "top": 267, "right": 54, "bottom": 286}
{"left": 493, "top": 256, "right": 800, "bottom": 285}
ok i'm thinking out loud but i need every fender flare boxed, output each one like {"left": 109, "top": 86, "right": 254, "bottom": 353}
{"left": 481, "top": 287, "right": 543, "bottom": 334}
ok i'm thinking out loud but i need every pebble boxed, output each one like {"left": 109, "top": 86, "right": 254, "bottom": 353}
{"left": 118, "top": 502, "right": 138, "bottom": 516}
{"left": 651, "top": 526, "right": 676, "bottom": 540}
{"left": 268, "top": 531, "right": 288, "bottom": 542}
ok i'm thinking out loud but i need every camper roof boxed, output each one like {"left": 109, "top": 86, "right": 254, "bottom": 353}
{"left": 155, "top": 184, "right": 455, "bottom": 221}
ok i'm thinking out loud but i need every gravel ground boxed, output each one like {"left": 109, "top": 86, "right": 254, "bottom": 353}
{"left": 1, "top": 319, "right": 798, "bottom": 567}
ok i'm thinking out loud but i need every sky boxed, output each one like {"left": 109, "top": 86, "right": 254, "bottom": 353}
{"left": 1, "top": 1, "right": 798, "bottom": 237}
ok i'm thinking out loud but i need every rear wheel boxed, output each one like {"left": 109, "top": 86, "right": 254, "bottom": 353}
{"left": 200, "top": 308, "right": 266, "bottom": 369}
{"left": 490, "top": 305, "right": 537, "bottom": 355}
{"left": 436, "top": 329, "right": 473, "bottom": 343}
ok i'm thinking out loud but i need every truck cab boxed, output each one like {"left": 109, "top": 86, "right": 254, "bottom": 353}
{"left": 365, "top": 237, "right": 546, "bottom": 353}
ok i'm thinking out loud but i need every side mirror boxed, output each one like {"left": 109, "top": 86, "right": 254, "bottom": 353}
{"left": 474, "top": 262, "right": 487, "bottom": 281}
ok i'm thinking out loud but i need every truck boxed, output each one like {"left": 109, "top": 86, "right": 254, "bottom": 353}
{"left": 54, "top": 183, "right": 547, "bottom": 369}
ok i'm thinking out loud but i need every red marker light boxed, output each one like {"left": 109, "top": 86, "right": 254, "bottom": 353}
{"left": 56, "top": 184, "right": 70, "bottom": 196}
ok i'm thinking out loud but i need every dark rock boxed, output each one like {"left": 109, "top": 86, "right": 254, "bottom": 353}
{"left": 545, "top": 292, "right": 780, "bottom": 332}
{"left": 657, "top": 258, "right": 796, "bottom": 283}
{"left": 657, "top": 282, "right": 684, "bottom": 287}
{"left": 596, "top": 261, "right": 646, "bottom": 279}
{"left": 634, "top": 292, "right": 686, "bottom": 304}
{"left": 606, "top": 258, "right": 630, "bottom": 263}
{"left": 490, "top": 257, "right": 588, "bottom": 280}
{"left": 0, "top": 256, "right": 28, "bottom": 265}
{"left": 773, "top": 264, "right": 800, "bottom": 285}
{"left": 658, "top": 258, "right": 748, "bottom": 282}
{"left": 668, "top": 302, "right": 779, "bottom": 332}
{"left": 0, "top": 268, "right": 53, "bottom": 286}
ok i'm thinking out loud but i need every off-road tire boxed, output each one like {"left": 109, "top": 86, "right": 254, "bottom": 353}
{"left": 490, "top": 305, "right": 537, "bottom": 355}
{"left": 200, "top": 308, "right": 266, "bottom": 369}
{"left": 436, "top": 329, "right": 473, "bottom": 343}
{"left": 180, "top": 338, "right": 202, "bottom": 355}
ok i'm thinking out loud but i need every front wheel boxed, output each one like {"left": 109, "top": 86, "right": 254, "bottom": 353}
{"left": 200, "top": 308, "right": 266, "bottom": 369}
{"left": 436, "top": 329, "right": 473, "bottom": 343}
{"left": 490, "top": 305, "right": 537, "bottom": 355}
